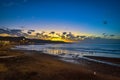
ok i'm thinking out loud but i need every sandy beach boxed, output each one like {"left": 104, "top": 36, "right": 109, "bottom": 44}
{"left": 0, "top": 0, "right": 120, "bottom": 79}
{"left": 0, "top": 47, "right": 119, "bottom": 80}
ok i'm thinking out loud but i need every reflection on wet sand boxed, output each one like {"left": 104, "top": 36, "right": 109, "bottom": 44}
{"left": 43, "top": 48, "right": 70, "bottom": 55}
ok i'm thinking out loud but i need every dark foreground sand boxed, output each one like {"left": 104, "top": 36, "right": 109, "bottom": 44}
{"left": 0, "top": 49, "right": 120, "bottom": 80}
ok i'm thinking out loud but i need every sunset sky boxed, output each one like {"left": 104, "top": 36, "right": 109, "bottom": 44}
{"left": 0, "top": 0, "right": 120, "bottom": 37}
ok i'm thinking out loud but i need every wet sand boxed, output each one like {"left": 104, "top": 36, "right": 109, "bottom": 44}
{"left": 78, "top": 56, "right": 120, "bottom": 77}
{"left": 0, "top": 49, "right": 120, "bottom": 80}
{"left": 84, "top": 56, "right": 120, "bottom": 64}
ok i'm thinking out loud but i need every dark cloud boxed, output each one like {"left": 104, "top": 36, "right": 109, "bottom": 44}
{"left": 0, "top": 28, "right": 26, "bottom": 36}
{"left": 27, "top": 31, "right": 31, "bottom": 34}
{"left": 62, "top": 32, "right": 67, "bottom": 35}
{"left": 66, "top": 32, "right": 75, "bottom": 39}
{"left": 0, "top": 28, "right": 10, "bottom": 34}
{"left": 27, "top": 30, "right": 35, "bottom": 34}
{"left": 10, "top": 29, "right": 22, "bottom": 33}
{"left": 102, "top": 33, "right": 108, "bottom": 37}
{"left": 79, "top": 36, "right": 86, "bottom": 38}
{"left": 0, "top": 27, "right": 118, "bottom": 40}
{"left": 9, "top": 29, "right": 24, "bottom": 36}
{"left": 110, "top": 34, "right": 115, "bottom": 37}
{"left": 28, "top": 30, "right": 35, "bottom": 32}
{"left": 50, "top": 31, "right": 55, "bottom": 34}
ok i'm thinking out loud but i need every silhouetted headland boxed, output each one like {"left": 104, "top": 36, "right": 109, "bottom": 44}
{"left": 0, "top": 36, "right": 66, "bottom": 45}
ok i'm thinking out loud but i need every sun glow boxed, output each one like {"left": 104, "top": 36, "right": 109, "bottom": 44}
{"left": 0, "top": 33, "right": 11, "bottom": 37}
{"left": 50, "top": 37, "right": 75, "bottom": 42}
{"left": 51, "top": 37, "right": 62, "bottom": 41}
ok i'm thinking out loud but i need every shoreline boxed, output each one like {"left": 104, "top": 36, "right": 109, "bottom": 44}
{"left": 0, "top": 48, "right": 120, "bottom": 80}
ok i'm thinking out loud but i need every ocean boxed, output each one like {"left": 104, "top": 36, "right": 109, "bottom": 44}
{"left": 13, "top": 43, "right": 120, "bottom": 58}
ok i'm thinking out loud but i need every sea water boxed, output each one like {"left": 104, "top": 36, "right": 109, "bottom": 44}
{"left": 14, "top": 43, "right": 120, "bottom": 58}
{"left": 13, "top": 43, "right": 120, "bottom": 66}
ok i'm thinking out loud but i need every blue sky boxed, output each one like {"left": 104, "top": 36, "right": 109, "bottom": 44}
{"left": 0, "top": 0, "right": 120, "bottom": 36}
